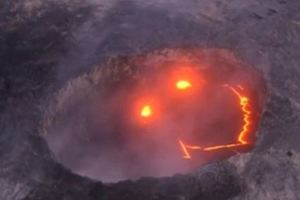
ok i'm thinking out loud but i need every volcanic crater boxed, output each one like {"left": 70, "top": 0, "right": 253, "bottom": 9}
{"left": 42, "top": 48, "right": 267, "bottom": 182}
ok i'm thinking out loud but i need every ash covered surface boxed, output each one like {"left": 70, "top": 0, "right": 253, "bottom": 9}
{"left": 0, "top": 0, "right": 300, "bottom": 200}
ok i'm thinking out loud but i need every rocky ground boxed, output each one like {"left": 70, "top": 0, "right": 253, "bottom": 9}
{"left": 0, "top": 0, "right": 300, "bottom": 199}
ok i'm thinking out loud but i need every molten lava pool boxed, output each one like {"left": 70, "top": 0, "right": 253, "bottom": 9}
{"left": 44, "top": 49, "right": 267, "bottom": 182}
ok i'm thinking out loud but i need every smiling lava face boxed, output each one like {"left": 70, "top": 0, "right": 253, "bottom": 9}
{"left": 44, "top": 49, "right": 266, "bottom": 182}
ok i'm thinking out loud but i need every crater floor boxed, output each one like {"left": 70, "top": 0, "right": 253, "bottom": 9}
{"left": 0, "top": 0, "right": 300, "bottom": 199}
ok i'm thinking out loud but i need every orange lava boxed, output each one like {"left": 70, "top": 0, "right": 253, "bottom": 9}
{"left": 176, "top": 80, "right": 192, "bottom": 90}
{"left": 178, "top": 85, "right": 252, "bottom": 159}
{"left": 140, "top": 105, "right": 152, "bottom": 118}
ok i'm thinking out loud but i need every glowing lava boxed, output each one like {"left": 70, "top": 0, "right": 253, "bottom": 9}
{"left": 140, "top": 105, "right": 152, "bottom": 118}
{"left": 176, "top": 80, "right": 192, "bottom": 90}
{"left": 178, "top": 85, "right": 253, "bottom": 159}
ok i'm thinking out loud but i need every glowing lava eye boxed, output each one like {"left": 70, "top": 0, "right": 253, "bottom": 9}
{"left": 140, "top": 105, "right": 152, "bottom": 118}
{"left": 176, "top": 80, "right": 192, "bottom": 90}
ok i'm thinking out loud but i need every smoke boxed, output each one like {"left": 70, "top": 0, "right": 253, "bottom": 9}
{"left": 32, "top": 0, "right": 269, "bottom": 183}
{"left": 43, "top": 49, "right": 266, "bottom": 182}
{"left": 0, "top": 0, "right": 273, "bottom": 189}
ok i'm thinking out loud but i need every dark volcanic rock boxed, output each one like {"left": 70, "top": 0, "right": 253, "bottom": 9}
{"left": 102, "top": 162, "right": 241, "bottom": 200}
{"left": 229, "top": 150, "right": 300, "bottom": 199}
{"left": 0, "top": 0, "right": 300, "bottom": 199}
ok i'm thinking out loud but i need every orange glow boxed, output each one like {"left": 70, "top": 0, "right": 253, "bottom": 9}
{"left": 179, "top": 85, "right": 253, "bottom": 159}
{"left": 228, "top": 86, "right": 251, "bottom": 145}
{"left": 176, "top": 80, "right": 192, "bottom": 90}
{"left": 140, "top": 105, "right": 152, "bottom": 118}
{"left": 178, "top": 140, "right": 191, "bottom": 159}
